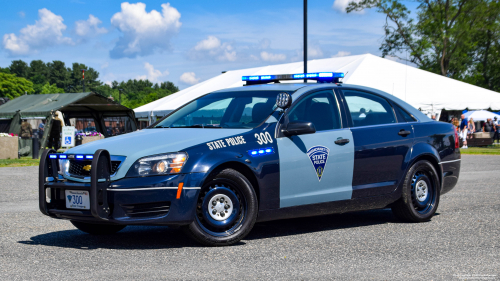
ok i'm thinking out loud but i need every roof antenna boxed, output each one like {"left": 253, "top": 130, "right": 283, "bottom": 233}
{"left": 337, "top": 71, "right": 348, "bottom": 85}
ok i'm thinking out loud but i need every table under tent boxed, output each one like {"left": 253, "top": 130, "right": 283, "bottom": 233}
{"left": 0, "top": 92, "right": 137, "bottom": 156}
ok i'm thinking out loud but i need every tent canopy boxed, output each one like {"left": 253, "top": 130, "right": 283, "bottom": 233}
{"left": 134, "top": 54, "right": 500, "bottom": 118}
{"left": 464, "top": 110, "right": 500, "bottom": 121}
{"left": 0, "top": 92, "right": 132, "bottom": 119}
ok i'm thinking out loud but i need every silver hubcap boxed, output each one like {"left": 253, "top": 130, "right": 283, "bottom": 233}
{"left": 208, "top": 194, "right": 233, "bottom": 221}
{"left": 415, "top": 180, "right": 428, "bottom": 202}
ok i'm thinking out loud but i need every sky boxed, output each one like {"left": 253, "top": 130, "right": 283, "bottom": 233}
{"left": 0, "top": 0, "right": 412, "bottom": 89}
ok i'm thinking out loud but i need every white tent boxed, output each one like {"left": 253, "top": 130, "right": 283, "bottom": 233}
{"left": 464, "top": 110, "right": 500, "bottom": 121}
{"left": 134, "top": 54, "right": 500, "bottom": 119}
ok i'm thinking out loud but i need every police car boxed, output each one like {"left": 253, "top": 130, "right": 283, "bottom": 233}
{"left": 39, "top": 72, "right": 461, "bottom": 246}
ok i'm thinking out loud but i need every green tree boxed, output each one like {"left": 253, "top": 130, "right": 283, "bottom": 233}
{"left": 0, "top": 73, "right": 34, "bottom": 99}
{"left": 463, "top": 1, "right": 500, "bottom": 91}
{"left": 40, "top": 82, "right": 65, "bottom": 94}
{"left": 347, "top": 0, "right": 485, "bottom": 78}
{"left": 0, "top": 67, "right": 9, "bottom": 74}
{"left": 28, "top": 60, "right": 50, "bottom": 94}
{"left": 9, "top": 60, "right": 30, "bottom": 78}
{"left": 68, "top": 63, "right": 102, "bottom": 93}
{"left": 47, "top": 60, "right": 70, "bottom": 89}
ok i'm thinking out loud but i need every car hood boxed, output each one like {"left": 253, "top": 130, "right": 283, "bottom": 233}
{"left": 65, "top": 128, "right": 250, "bottom": 181}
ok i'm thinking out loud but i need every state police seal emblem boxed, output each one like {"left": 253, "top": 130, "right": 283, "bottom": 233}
{"left": 307, "top": 145, "right": 330, "bottom": 182}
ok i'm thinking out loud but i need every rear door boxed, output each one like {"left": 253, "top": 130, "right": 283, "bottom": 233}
{"left": 277, "top": 89, "right": 355, "bottom": 208}
{"left": 338, "top": 89, "right": 414, "bottom": 198}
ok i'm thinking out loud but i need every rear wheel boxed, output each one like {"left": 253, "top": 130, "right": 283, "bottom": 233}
{"left": 392, "top": 160, "right": 440, "bottom": 222}
{"left": 183, "top": 168, "right": 258, "bottom": 246}
{"left": 71, "top": 221, "right": 126, "bottom": 235}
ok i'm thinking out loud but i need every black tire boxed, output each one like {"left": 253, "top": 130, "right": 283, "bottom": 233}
{"left": 71, "top": 221, "right": 126, "bottom": 235}
{"left": 183, "top": 168, "right": 258, "bottom": 246}
{"left": 391, "top": 160, "right": 440, "bottom": 222}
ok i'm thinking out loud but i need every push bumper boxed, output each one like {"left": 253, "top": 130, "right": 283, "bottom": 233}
{"left": 39, "top": 149, "right": 202, "bottom": 225}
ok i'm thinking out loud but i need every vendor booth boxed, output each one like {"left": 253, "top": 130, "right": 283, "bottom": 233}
{"left": 0, "top": 92, "right": 136, "bottom": 157}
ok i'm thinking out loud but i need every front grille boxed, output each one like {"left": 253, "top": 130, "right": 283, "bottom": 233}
{"left": 120, "top": 201, "right": 171, "bottom": 218}
{"left": 68, "top": 160, "right": 121, "bottom": 177}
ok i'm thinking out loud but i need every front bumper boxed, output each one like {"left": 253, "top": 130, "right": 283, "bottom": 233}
{"left": 39, "top": 149, "right": 203, "bottom": 225}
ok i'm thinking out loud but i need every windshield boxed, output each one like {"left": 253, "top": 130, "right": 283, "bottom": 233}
{"left": 154, "top": 91, "right": 287, "bottom": 129}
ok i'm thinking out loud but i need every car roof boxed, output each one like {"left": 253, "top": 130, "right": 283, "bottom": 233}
{"left": 213, "top": 83, "right": 431, "bottom": 122}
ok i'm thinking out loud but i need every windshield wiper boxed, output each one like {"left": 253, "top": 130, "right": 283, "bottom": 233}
{"left": 175, "top": 124, "right": 222, "bottom": 128}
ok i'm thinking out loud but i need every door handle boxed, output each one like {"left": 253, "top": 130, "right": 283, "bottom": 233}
{"left": 398, "top": 130, "right": 411, "bottom": 136}
{"left": 334, "top": 138, "right": 350, "bottom": 145}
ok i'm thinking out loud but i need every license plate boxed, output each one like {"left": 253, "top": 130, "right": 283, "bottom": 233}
{"left": 65, "top": 190, "right": 90, "bottom": 210}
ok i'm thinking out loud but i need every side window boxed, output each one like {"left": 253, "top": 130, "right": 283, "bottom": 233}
{"left": 395, "top": 104, "right": 417, "bottom": 122}
{"left": 287, "top": 90, "right": 341, "bottom": 131}
{"left": 342, "top": 90, "right": 396, "bottom": 127}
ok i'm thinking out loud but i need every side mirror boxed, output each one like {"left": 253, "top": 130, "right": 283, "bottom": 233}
{"left": 282, "top": 121, "right": 316, "bottom": 137}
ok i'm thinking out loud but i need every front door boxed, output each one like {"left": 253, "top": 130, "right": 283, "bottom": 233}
{"left": 277, "top": 89, "right": 355, "bottom": 208}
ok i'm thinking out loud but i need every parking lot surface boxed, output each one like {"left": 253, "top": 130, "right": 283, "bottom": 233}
{"left": 0, "top": 155, "right": 498, "bottom": 280}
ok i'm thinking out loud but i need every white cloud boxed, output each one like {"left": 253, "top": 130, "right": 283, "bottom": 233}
{"left": 332, "top": 0, "right": 364, "bottom": 13}
{"left": 309, "top": 45, "right": 324, "bottom": 59}
{"left": 194, "top": 35, "right": 221, "bottom": 51}
{"left": 291, "top": 42, "right": 324, "bottom": 61}
{"left": 110, "top": 2, "right": 182, "bottom": 59}
{"left": 2, "top": 8, "right": 73, "bottom": 56}
{"left": 18, "top": 11, "right": 25, "bottom": 18}
{"left": 180, "top": 72, "right": 199, "bottom": 85}
{"left": 188, "top": 36, "right": 236, "bottom": 62}
{"left": 101, "top": 62, "right": 109, "bottom": 69}
{"left": 260, "top": 51, "right": 286, "bottom": 62}
{"left": 332, "top": 51, "right": 351, "bottom": 57}
{"left": 259, "top": 38, "right": 271, "bottom": 49}
{"left": 75, "top": 15, "right": 107, "bottom": 37}
{"left": 136, "top": 62, "right": 169, "bottom": 82}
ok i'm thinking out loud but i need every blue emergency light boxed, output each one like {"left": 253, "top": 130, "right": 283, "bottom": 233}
{"left": 48, "top": 154, "right": 95, "bottom": 160}
{"left": 249, "top": 148, "right": 274, "bottom": 157}
{"left": 242, "top": 72, "right": 344, "bottom": 85}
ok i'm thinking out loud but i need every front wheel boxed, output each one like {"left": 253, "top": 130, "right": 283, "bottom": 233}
{"left": 391, "top": 160, "right": 440, "bottom": 222}
{"left": 183, "top": 168, "right": 258, "bottom": 246}
{"left": 71, "top": 221, "right": 126, "bottom": 235}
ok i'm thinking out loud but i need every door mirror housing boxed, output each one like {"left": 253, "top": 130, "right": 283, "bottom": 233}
{"left": 282, "top": 121, "right": 316, "bottom": 137}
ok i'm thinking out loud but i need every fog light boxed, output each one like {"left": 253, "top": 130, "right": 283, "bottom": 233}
{"left": 45, "top": 188, "right": 51, "bottom": 203}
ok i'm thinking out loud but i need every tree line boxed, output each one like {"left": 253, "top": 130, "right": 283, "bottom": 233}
{"left": 348, "top": 0, "right": 500, "bottom": 92}
{"left": 0, "top": 60, "right": 179, "bottom": 109}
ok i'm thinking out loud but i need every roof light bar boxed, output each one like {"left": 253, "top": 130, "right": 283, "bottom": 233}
{"left": 242, "top": 72, "right": 344, "bottom": 85}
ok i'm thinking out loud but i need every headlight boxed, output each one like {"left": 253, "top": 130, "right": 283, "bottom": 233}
{"left": 127, "top": 152, "right": 188, "bottom": 177}
{"left": 58, "top": 159, "right": 70, "bottom": 176}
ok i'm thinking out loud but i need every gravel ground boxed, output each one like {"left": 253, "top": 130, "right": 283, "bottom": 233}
{"left": 0, "top": 155, "right": 498, "bottom": 280}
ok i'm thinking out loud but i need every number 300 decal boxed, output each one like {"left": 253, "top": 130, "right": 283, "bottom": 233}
{"left": 255, "top": 132, "right": 273, "bottom": 145}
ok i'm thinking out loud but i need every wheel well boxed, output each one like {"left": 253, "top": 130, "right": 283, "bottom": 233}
{"left": 410, "top": 154, "right": 442, "bottom": 187}
{"left": 206, "top": 162, "right": 260, "bottom": 203}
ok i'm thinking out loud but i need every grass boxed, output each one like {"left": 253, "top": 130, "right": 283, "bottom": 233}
{"left": 0, "top": 157, "right": 40, "bottom": 168}
{"left": 460, "top": 145, "right": 500, "bottom": 155}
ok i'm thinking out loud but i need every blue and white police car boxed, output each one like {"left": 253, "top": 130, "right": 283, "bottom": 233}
{"left": 39, "top": 72, "right": 461, "bottom": 246}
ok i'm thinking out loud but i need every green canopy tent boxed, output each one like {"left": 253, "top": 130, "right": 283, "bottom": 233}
{"left": 0, "top": 92, "right": 137, "bottom": 156}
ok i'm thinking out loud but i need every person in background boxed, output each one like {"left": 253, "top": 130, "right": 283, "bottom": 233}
{"left": 467, "top": 117, "right": 475, "bottom": 140}
{"left": 483, "top": 118, "right": 493, "bottom": 133}
{"left": 38, "top": 120, "right": 45, "bottom": 139}
{"left": 452, "top": 117, "right": 460, "bottom": 130}
{"left": 47, "top": 112, "right": 63, "bottom": 151}
{"left": 493, "top": 117, "right": 500, "bottom": 144}
{"left": 459, "top": 114, "right": 468, "bottom": 149}
{"left": 431, "top": 114, "right": 436, "bottom": 120}
{"left": 19, "top": 119, "right": 33, "bottom": 156}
